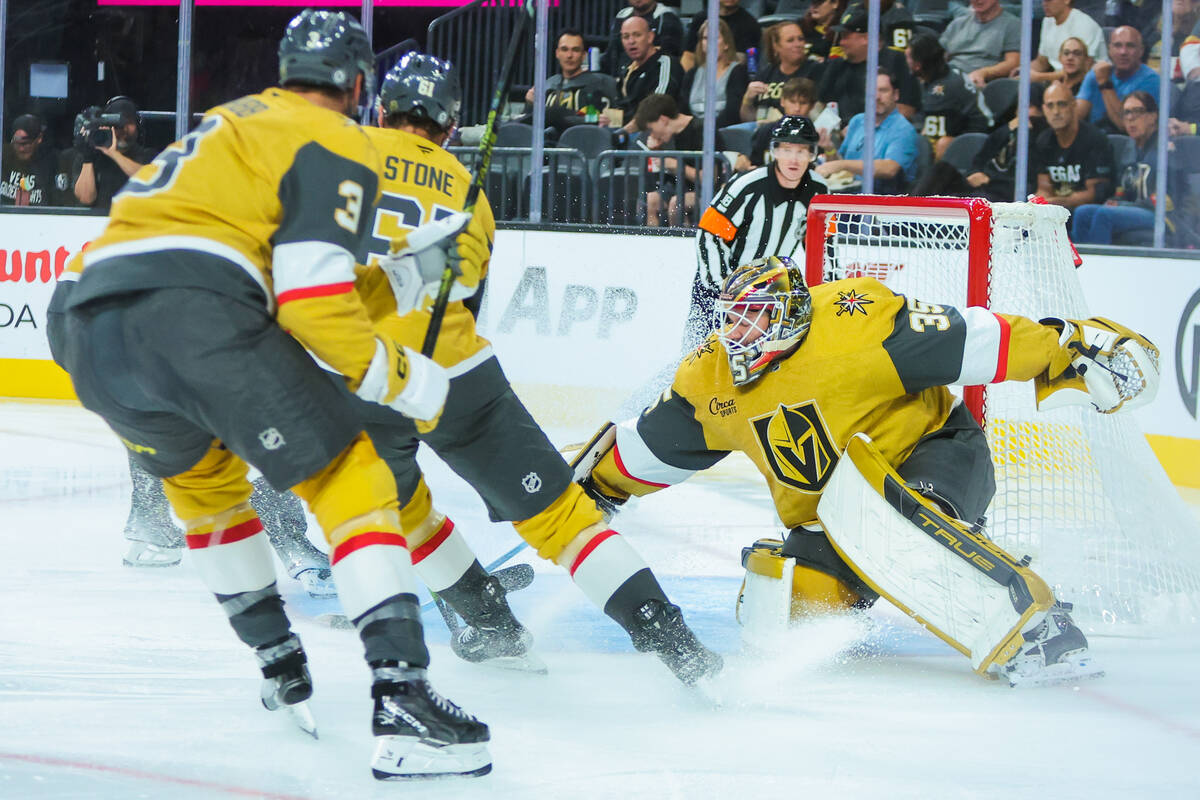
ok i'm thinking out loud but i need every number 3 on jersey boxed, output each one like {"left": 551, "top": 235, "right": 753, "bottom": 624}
{"left": 121, "top": 116, "right": 222, "bottom": 197}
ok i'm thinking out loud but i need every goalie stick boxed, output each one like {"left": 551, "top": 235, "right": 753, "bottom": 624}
{"left": 420, "top": 0, "right": 535, "bottom": 357}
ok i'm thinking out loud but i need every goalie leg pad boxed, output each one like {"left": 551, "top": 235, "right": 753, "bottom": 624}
{"left": 735, "top": 538, "right": 867, "bottom": 635}
{"left": 816, "top": 434, "right": 1055, "bottom": 673}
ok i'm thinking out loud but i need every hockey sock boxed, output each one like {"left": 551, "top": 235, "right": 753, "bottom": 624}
{"left": 331, "top": 530, "right": 429, "bottom": 668}
{"left": 410, "top": 517, "right": 477, "bottom": 593}
{"left": 566, "top": 529, "right": 670, "bottom": 632}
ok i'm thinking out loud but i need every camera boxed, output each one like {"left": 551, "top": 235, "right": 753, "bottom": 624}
{"left": 74, "top": 106, "right": 124, "bottom": 150}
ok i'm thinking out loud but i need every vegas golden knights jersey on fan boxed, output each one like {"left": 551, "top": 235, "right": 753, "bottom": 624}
{"left": 356, "top": 126, "right": 496, "bottom": 369}
{"left": 591, "top": 276, "right": 1066, "bottom": 528}
{"left": 63, "top": 88, "right": 383, "bottom": 385}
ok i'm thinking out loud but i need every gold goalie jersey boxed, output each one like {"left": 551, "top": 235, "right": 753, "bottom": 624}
{"left": 591, "top": 276, "right": 1066, "bottom": 529}
{"left": 62, "top": 88, "right": 384, "bottom": 385}
{"left": 356, "top": 126, "right": 496, "bottom": 369}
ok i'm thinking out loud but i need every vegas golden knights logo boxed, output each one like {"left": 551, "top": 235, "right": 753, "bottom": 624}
{"left": 750, "top": 401, "right": 838, "bottom": 492}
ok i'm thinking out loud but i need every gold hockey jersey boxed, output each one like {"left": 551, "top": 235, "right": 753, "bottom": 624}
{"left": 591, "top": 276, "right": 1065, "bottom": 529}
{"left": 356, "top": 126, "right": 496, "bottom": 369}
{"left": 62, "top": 88, "right": 383, "bottom": 386}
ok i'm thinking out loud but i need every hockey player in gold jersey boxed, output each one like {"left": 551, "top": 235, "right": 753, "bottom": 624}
{"left": 346, "top": 52, "right": 722, "bottom": 686}
{"left": 574, "top": 255, "right": 1161, "bottom": 687}
{"left": 46, "top": 11, "right": 491, "bottom": 779}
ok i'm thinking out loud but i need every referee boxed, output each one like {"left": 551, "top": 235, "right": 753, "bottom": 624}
{"left": 686, "top": 115, "right": 826, "bottom": 349}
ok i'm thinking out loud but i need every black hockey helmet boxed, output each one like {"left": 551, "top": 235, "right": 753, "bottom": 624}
{"left": 378, "top": 52, "right": 462, "bottom": 131}
{"left": 279, "top": 9, "right": 375, "bottom": 96}
{"left": 770, "top": 115, "right": 819, "bottom": 148}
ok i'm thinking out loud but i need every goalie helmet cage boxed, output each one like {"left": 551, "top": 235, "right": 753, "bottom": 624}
{"left": 803, "top": 194, "right": 1200, "bottom": 630}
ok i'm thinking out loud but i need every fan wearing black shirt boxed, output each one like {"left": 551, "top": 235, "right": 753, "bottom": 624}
{"left": 681, "top": 0, "right": 762, "bottom": 71}
{"left": 741, "top": 21, "right": 825, "bottom": 123}
{"left": 817, "top": 8, "right": 921, "bottom": 126}
{"left": 635, "top": 94, "right": 706, "bottom": 227}
{"left": 906, "top": 33, "right": 992, "bottom": 158}
{"left": 613, "top": 15, "right": 685, "bottom": 127}
{"left": 1034, "top": 80, "right": 1113, "bottom": 209}
{"left": 602, "top": 0, "right": 685, "bottom": 76}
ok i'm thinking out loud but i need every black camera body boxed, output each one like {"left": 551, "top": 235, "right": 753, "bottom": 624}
{"left": 75, "top": 106, "right": 125, "bottom": 150}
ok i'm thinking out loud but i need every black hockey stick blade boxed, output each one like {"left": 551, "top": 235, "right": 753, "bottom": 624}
{"left": 421, "top": 0, "right": 534, "bottom": 357}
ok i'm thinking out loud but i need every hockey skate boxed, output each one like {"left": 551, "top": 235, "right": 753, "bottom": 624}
{"left": 995, "top": 603, "right": 1104, "bottom": 688}
{"left": 256, "top": 634, "right": 318, "bottom": 738}
{"left": 370, "top": 664, "right": 491, "bottom": 780}
{"left": 123, "top": 457, "right": 185, "bottom": 567}
{"left": 290, "top": 564, "right": 337, "bottom": 599}
{"left": 628, "top": 599, "right": 723, "bottom": 687}
{"left": 441, "top": 565, "right": 547, "bottom": 673}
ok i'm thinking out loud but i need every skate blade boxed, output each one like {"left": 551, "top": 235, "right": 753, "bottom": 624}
{"left": 286, "top": 701, "right": 319, "bottom": 739}
{"left": 478, "top": 651, "right": 548, "bottom": 675}
{"left": 1007, "top": 660, "right": 1106, "bottom": 689}
{"left": 371, "top": 737, "right": 491, "bottom": 780}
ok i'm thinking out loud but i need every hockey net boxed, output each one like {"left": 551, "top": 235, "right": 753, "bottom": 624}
{"left": 804, "top": 195, "right": 1200, "bottom": 630}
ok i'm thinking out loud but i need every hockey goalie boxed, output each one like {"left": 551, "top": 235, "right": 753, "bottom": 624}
{"left": 573, "top": 255, "right": 1160, "bottom": 687}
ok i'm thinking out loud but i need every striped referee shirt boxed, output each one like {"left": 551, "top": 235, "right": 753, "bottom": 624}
{"left": 695, "top": 165, "right": 827, "bottom": 290}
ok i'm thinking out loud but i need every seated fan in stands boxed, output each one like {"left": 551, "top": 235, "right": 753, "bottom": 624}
{"left": 572, "top": 253, "right": 1161, "bottom": 687}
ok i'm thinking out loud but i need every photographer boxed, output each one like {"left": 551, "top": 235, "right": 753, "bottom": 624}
{"left": 72, "top": 96, "right": 156, "bottom": 213}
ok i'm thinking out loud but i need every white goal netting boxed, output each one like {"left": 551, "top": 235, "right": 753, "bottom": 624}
{"left": 808, "top": 196, "right": 1200, "bottom": 630}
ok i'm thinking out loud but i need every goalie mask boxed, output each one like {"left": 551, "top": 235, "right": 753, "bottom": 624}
{"left": 713, "top": 256, "right": 812, "bottom": 386}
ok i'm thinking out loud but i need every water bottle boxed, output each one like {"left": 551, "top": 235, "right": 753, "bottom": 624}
{"left": 746, "top": 47, "right": 758, "bottom": 75}
{"left": 588, "top": 47, "right": 601, "bottom": 72}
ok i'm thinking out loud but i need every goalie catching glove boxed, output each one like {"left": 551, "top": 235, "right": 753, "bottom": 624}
{"left": 380, "top": 211, "right": 489, "bottom": 314}
{"left": 1035, "top": 317, "right": 1160, "bottom": 414}
{"left": 355, "top": 335, "right": 449, "bottom": 425}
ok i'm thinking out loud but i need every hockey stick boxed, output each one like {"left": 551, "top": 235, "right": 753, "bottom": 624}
{"left": 420, "top": 0, "right": 535, "bottom": 357}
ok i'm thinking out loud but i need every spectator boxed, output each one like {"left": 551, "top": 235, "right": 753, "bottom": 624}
{"left": 906, "top": 33, "right": 993, "bottom": 159}
{"left": 1072, "top": 91, "right": 1180, "bottom": 243}
{"left": 1033, "top": 36, "right": 1095, "bottom": 94}
{"left": 1146, "top": 0, "right": 1199, "bottom": 78}
{"left": 839, "top": 0, "right": 916, "bottom": 55}
{"left": 800, "top": 0, "right": 849, "bottom": 61}
{"left": 816, "top": 8, "right": 921, "bottom": 126}
{"left": 1173, "top": 15, "right": 1200, "bottom": 128}
{"left": 1028, "top": 0, "right": 1106, "bottom": 81}
{"left": 610, "top": 15, "right": 684, "bottom": 128}
{"left": 681, "top": 0, "right": 762, "bottom": 71}
{"left": 1, "top": 114, "right": 70, "bottom": 207}
{"left": 681, "top": 19, "right": 750, "bottom": 128}
{"left": 1035, "top": 80, "right": 1114, "bottom": 209}
{"left": 525, "top": 29, "right": 618, "bottom": 132}
{"left": 737, "top": 77, "right": 818, "bottom": 170}
{"left": 1077, "top": 26, "right": 1160, "bottom": 133}
{"left": 635, "top": 94, "right": 704, "bottom": 226}
{"left": 71, "top": 96, "right": 156, "bottom": 213}
{"left": 939, "top": 0, "right": 1022, "bottom": 87}
{"left": 913, "top": 83, "right": 1047, "bottom": 202}
{"left": 741, "top": 21, "right": 825, "bottom": 123}
{"left": 602, "top": 0, "right": 684, "bottom": 76}
{"left": 1104, "top": 0, "right": 1161, "bottom": 44}
{"left": 816, "top": 70, "right": 920, "bottom": 194}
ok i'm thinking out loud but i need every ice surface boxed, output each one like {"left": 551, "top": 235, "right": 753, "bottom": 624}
{"left": 2, "top": 401, "right": 1199, "bottom": 799}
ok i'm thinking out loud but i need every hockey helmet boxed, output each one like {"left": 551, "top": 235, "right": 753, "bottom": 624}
{"left": 279, "top": 9, "right": 375, "bottom": 96}
{"left": 378, "top": 52, "right": 463, "bottom": 131}
{"left": 713, "top": 256, "right": 812, "bottom": 386}
{"left": 770, "top": 115, "right": 819, "bottom": 151}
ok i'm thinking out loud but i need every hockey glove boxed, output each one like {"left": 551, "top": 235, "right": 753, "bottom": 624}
{"left": 354, "top": 336, "right": 449, "bottom": 425}
{"left": 1035, "top": 317, "right": 1160, "bottom": 414}
{"left": 381, "top": 212, "right": 478, "bottom": 314}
